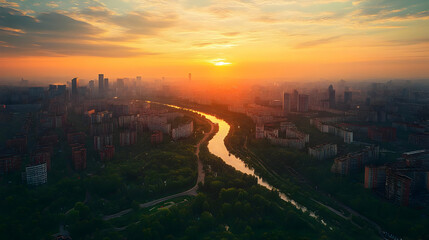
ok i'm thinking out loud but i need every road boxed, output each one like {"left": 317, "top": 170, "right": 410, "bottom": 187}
{"left": 103, "top": 116, "right": 215, "bottom": 221}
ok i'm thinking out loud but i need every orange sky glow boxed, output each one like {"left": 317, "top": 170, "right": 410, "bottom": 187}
{"left": 0, "top": 0, "right": 428, "bottom": 83}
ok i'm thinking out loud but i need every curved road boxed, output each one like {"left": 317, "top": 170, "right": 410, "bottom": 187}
{"left": 103, "top": 116, "right": 215, "bottom": 221}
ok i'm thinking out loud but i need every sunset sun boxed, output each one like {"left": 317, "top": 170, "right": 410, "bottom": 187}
{"left": 211, "top": 59, "right": 231, "bottom": 66}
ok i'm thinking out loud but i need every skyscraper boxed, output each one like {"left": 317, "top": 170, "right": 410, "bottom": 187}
{"left": 88, "top": 80, "right": 95, "bottom": 89}
{"left": 104, "top": 78, "right": 109, "bottom": 91}
{"left": 117, "top": 78, "right": 124, "bottom": 89}
{"left": 298, "top": 94, "right": 309, "bottom": 112}
{"left": 282, "top": 92, "right": 290, "bottom": 115}
{"left": 344, "top": 91, "right": 352, "bottom": 105}
{"left": 189, "top": 73, "right": 192, "bottom": 81}
{"left": 291, "top": 89, "right": 299, "bottom": 112}
{"left": 328, "top": 85, "right": 336, "bottom": 109}
{"left": 71, "top": 77, "right": 79, "bottom": 96}
{"left": 98, "top": 74, "right": 104, "bottom": 92}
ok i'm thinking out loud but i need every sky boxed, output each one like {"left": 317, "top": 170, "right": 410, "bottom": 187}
{"left": 0, "top": 0, "right": 429, "bottom": 84}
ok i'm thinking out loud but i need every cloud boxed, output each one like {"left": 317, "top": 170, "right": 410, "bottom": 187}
{"left": 351, "top": 0, "right": 429, "bottom": 23}
{"left": 295, "top": 36, "right": 342, "bottom": 48}
{"left": 0, "top": 0, "right": 19, "bottom": 8}
{"left": 80, "top": 6, "right": 116, "bottom": 19}
{"left": 111, "top": 11, "right": 177, "bottom": 35}
{"left": 222, "top": 32, "right": 240, "bottom": 36}
{"left": 46, "top": 1, "right": 59, "bottom": 8}
{"left": 0, "top": 6, "right": 157, "bottom": 57}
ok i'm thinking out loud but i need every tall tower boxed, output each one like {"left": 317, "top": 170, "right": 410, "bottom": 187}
{"left": 189, "top": 73, "right": 192, "bottom": 81}
{"left": 71, "top": 77, "right": 79, "bottom": 96}
{"left": 298, "top": 94, "right": 309, "bottom": 112}
{"left": 88, "top": 80, "right": 95, "bottom": 89}
{"left": 98, "top": 74, "right": 104, "bottom": 93}
{"left": 292, "top": 89, "right": 299, "bottom": 112}
{"left": 282, "top": 92, "right": 290, "bottom": 115}
{"left": 104, "top": 78, "right": 109, "bottom": 91}
{"left": 344, "top": 91, "right": 352, "bottom": 105}
{"left": 328, "top": 85, "right": 336, "bottom": 109}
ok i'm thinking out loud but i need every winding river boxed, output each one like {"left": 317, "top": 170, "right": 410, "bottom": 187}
{"left": 159, "top": 102, "right": 327, "bottom": 226}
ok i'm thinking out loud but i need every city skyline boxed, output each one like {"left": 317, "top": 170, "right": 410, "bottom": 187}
{"left": 1, "top": 0, "right": 429, "bottom": 83}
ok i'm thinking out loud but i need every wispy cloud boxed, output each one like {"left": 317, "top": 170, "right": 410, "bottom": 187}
{"left": 295, "top": 36, "right": 342, "bottom": 48}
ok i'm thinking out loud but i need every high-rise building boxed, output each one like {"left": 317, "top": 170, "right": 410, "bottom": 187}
{"left": 189, "top": 73, "right": 192, "bottom": 81}
{"left": 117, "top": 78, "right": 125, "bottom": 89}
{"left": 72, "top": 144, "right": 87, "bottom": 171}
{"left": 88, "top": 80, "right": 95, "bottom": 89}
{"left": 71, "top": 77, "right": 79, "bottom": 96}
{"left": 104, "top": 78, "right": 109, "bottom": 91}
{"left": 298, "top": 94, "right": 309, "bottom": 112}
{"left": 57, "top": 85, "right": 66, "bottom": 94}
{"left": 344, "top": 91, "right": 352, "bottom": 104}
{"left": 26, "top": 163, "right": 47, "bottom": 186}
{"left": 98, "top": 74, "right": 104, "bottom": 92}
{"left": 291, "top": 89, "right": 299, "bottom": 112}
{"left": 282, "top": 92, "right": 290, "bottom": 115}
{"left": 328, "top": 85, "right": 336, "bottom": 109}
{"left": 364, "top": 165, "right": 386, "bottom": 189}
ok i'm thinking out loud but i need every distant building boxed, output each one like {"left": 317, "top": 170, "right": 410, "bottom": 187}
{"left": 117, "top": 78, "right": 125, "bottom": 89}
{"left": 151, "top": 131, "right": 163, "bottom": 144}
{"left": 328, "top": 85, "right": 336, "bottom": 109}
{"left": 385, "top": 169, "right": 411, "bottom": 206}
{"left": 310, "top": 117, "right": 354, "bottom": 143}
{"left": 381, "top": 150, "right": 429, "bottom": 206}
{"left": 120, "top": 130, "right": 137, "bottom": 146}
{"left": 147, "top": 115, "right": 171, "bottom": 134}
{"left": 67, "top": 132, "right": 86, "bottom": 145}
{"left": 172, "top": 121, "right": 194, "bottom": 140}
{"left": 71, "top": 144, "right": 87, "bottom": 171}
{"left": 88, "top": 80, "right": 95, "bottom": 90}
{"left": 94, "top": 135, "right": 113, "bottom": 151}
{"left": 0, "top": 154, "right": 21, "bottom": 174}
{"left": 368, "top": 127, "right": 397, "bottom": 142}
{"left": 71, "top": 77, "right": 79, "bottom": 97}
{"left": 298, "top": 94, "right": 309, "bottom": 112}
{"left": 104, "top": 78, "right": 109, "bottom": 91}
{"left": 32, "top": 151, "right": 51, "bottom": 171}
{"left": 99, "top": 145, "right": 115, "bottom": 161}
{"left": 308, "top": 143, "right": 337, "bottom": 160}
{"left": 344, "top": 91, "right": 352, "bottom": 104}
{"left": 268, "top": 136, "right": 306, "bottom": 149}
{"left": 291, "top": 90, "right": 299, "bottom": 112}
{"left": 282, "top": 92, "right": 290, "bottom": 115}
{"left": 255, "top": 124, "right": 265, "bottom": 139}
{"left": 98, "top": 74, "right": 104, "bottom": 92}
{"left": 26, "top": 163, "right": 47, "bottom": 186}
{"left": 364, "top": 165, "right": 386, "bottom": 189}
{"left": 29, "top": 87, "right": 44, "bottom": 99}
{"left": 7, "top": 135, "right": 27, "bottom": 153}
{"left": 118, "top": 115, "right": 137, "bottom": 129}
{"left": 331, "top": 145, "right": 379, "bottom": 175}
{"left": 408, "top": 133, "right": 429, "bottom": 147}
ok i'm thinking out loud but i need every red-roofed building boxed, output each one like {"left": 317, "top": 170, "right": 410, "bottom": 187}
{"left": 0, "top": 154, "right": 21, "bottom": 174}
{"left": 150, "top": 131, "right": 163, "bottom": 144}
{"left": 71, "top": 144, "right": 87, "bottom": 171}
{"left": 368, "top": 127, "right": 397, "bottom": 142}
